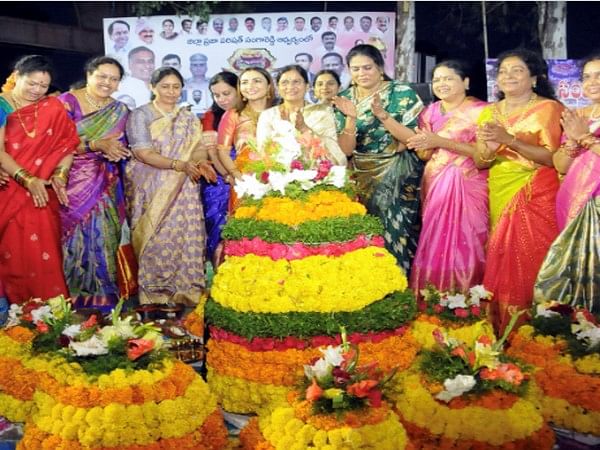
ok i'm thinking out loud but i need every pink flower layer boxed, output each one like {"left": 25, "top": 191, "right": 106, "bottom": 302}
{"left": 209, "top": 325, "right": 408, "bottom": 352}
{"left": 224, "top": 234, "right": 385, "bottom": 260}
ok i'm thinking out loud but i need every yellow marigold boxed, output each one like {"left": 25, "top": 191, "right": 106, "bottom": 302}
{"left": 234, "top": 191, "right": 366, "bottom": 226}
{"left": 212, "top": 248, "right": 407, "bottom": 313}
{"left": 394, "top": 373, "right": 545, "bottom": 445}
{"left": 572, "top": 353, "right": 600, "bottom": 375}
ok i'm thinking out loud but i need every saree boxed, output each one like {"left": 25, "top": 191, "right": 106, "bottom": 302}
{"left": 58, "top": 93, "right": 136, "bottom": 311}
{"left": 0, "top": 96, "right": 79, "bottom": 303}
{"left": 200, "top": 110, "right": 232, "bottom": 262}
{"left": 336, "top": 81, "right": 424, "bottom": 275}
{"left": 125, "top": 104, "right": 207, "bottom": 306}
{"left": 535, "top": 118, "right": 600, "bottom": 312}
{"left": 410, "top": 98, "right": 489, "bottom": 295}
{"left": 479, "top": 99, "right": 563, "bottom": 334}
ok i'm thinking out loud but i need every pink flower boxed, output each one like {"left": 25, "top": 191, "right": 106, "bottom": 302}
{"left": 471, "top": 305, "right": 481, "bottom": 317}
{"left": 82, "top": 315, "right": 98, "bottom": 330}
{"left": 495, "top": 363, "right": 525, "bottom": 385}
{"left": 433, "top": 304, "right": 444, "bottom": 314}
{"left": 432, "top": 328, "right": 445, "bottom": 347}
{"left": 35, "top": 321, "right": 49, "bottom": 333}
{"left": 290, "top": 159, "right": 304, "bottom": 170}
{"left": 454, "top": 308, "right": 469, "bottom": 318}
{"left": 306, "top": 378, "right": 323, "bottom": 401}
{"left": 259, "top": 171, "right": 270, "bottom": 183}
{"left": 127, "top": 339, "right": 155, "bottom": 361}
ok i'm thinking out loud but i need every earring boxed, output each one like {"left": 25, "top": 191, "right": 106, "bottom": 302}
{"left": 380, "top": 72, "right": 384, "bottom": 81}
{"left": 241, "top": 95, "right": 246, "bottom": 101}
{"left": 532, "top": 81, "right": 537, "bottom": 89}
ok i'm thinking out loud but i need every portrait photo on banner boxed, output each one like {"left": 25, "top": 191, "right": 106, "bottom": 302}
{"left": 103, "top": 11, "right": 396, "bottom": 116}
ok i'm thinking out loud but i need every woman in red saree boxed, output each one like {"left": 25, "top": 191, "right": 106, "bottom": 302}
{"left": 474, "top": 49, "right": 563, "bottom": 334}
{"left": 0, "top": 55, "right": 80, "bottom": 303}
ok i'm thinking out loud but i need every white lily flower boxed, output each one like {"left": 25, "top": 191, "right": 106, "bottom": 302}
{"left": 572, "top": 312, "right": 600, "bottom": 348}
{"left": 62, "top": 324, "right": 82, "bottom": 338}
{"left": 435, "top": 375, "right": 476, "bottom": 402}
{"left": 6, "top": 304, "right": 23, "bottom": 328}
{"left": 324, "top": 165, "right": 347, "bottom": 188}
{"left": 311, "top": 357, "right": 332, "bottom": 379}
{"left": 468, "top": 285, "right": 491, "bottom": 304}
{"left": 445, "top": 294, "right": 467, "bottom": 309}
{"left": 31, "top": 305, "right": 53, "bottom": 323}
{"left": 69, "top": 335, "right": 109, "bottom": 356}
{"left": 234, "top": 174, "right": 271, "bottom": 200}
{"left": 320, "top": 345, "right": 344, "bottom": 367}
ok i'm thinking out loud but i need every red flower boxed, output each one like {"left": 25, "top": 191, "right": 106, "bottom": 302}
{"left": 454, "top": 308, "right": 469, "bottom": 318}
{"left": 549, "top": 303, "right": 574, "bottom": 316}
{"left": 470, "top": 305, "right": 481, "bottom": 316}
{"left": 35, "top": 321, "right": 49, "bottom": 333}
{"left": 290, "top": 159, "right": 304, "bottom": 170}
{"left": 82, "top": 315, "right": 97, "bottom": 330}
{"left": 477, "top": 335, "right": 493, "bottom": 346}
{"left": 367, "top": 388, "right": 382, "bottom": 407}
{"left": 126, "top": 339, "right": 155, "bottom": 361}
{"left": 417, "top": 301, "right": 427, "bottom": 312}
{"left": 306, "top": 378, "right": 323, "bottom": 401}
{"left": 433, "top": 304, "right": 444, "bottom": 314}
{"left": 314, "top": 159, "right": 333, "bottom": 180}
{"left": 259, "top": 171, "right": 270, "bottom": 183}
{"left": 332, "top": 367, "right": 351, "bottom": 385}
{"left": 451, "top": 346, "right": 467, "bottom": 359}
{"left": 479, "top": 367, "right": 499, "bottom": 381}
{"left": 347, "top": 380, "right": 379, "bottom": 398}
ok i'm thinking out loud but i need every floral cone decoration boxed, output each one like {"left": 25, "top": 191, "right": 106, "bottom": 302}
{"left": 203, "top": 129, "right": 419, "bottom": 414}
{"left": 507, "top": 301, "right": 600, "bottom": 435}
{"left": 239, "top": 329, "right": 410, "bottom": 449}
{"left": 411, "top": 284, "right": 496, "bottom": 349}
{"left": 0, "top": 296, "right": 227, "bottom": 450}
{"left": 395, "top": 310, "right": 555, "bottom": 449}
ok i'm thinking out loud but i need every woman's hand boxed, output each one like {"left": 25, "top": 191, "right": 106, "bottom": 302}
{"left": 181, "top": 161, "right": 203, "bottom": 183}
{"left": 50, "top": 176, "right": 69, "bottom": 207}
{"left": 294, "top": 110, "right": 311, "bottom": 133}
{"left": 27, "top": 177, "right": 49, "bottom": 208}
{"left": 560, "top": 108, "right": 590, "bottom": 142}
{"left": 197, "top": 161, "right": 218, "bottom": 183}
{"left": 371, "top": 94, "right": 389, "bottom": 121}
{"left": 94, "top": 133, "right": 130, "bottom": 162}
{"left": 331, "top": 96, "right": 357, "bottom": 119}
{"left": 0, "top": 169, "right": 9, "bottom": 187}
{"left": 477, "top": 122, "right": 513, "bottom": 145}
{"left": 406, "top": 128, "right": 441, "bottom": 151}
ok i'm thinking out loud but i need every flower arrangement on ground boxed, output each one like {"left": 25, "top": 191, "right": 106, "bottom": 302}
{"left": 395, "top": 312, "right": 555, "bottom": 449}
{"left": 239, "top": 334, "right": 410, "bottom": 449}
{"left": 204, "top": 127, "right": 419, "bottom": 414}
{"left": 0, "top": 296, "right": 227, "bottom": 449}
{"left": 412, "top": 284, "right": 495, "bottom": 349}
{"left": 507, "top": 301, "right": 600, "bottom": 435}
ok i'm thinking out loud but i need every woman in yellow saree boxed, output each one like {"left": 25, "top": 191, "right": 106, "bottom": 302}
{"left": 475, "top": 49, "right": 563, "bottom": 334}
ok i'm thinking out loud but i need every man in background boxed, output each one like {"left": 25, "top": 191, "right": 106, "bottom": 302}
{"left": 161, "top": 54, "right": 182, "bottom": 71}
{"left": 113, "top": 46, "right": 155, "bottom": 108}
{"left": 107, "top": 20, "right": 130, "bottom": 63}
{"left": 213, "top": 18, "right": 224, "bottom": 35}
{"left": 261, "top": 16, "right": 272, "bottom": 32}
{"left": 321, "top": 52, "right": 351, "bottom": 89}
{"left": 310, "top": 16, "right": 322, "bottom": 33}
{"left": 181, "top": 19, "right": 193, "bottom": 34}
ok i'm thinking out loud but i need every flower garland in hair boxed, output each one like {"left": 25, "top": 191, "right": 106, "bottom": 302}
{"left": 1, "top": 71, "right": 16, "bottom": 93}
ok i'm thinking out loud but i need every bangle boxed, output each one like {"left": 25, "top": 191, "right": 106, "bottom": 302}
{"left": 13, "top": 168, "right": 35, "bottom": 188}
{"left": 478, "top": 152, "right": 496, "bottom": 163}
{"left": 170, "top": 159, "right": 182, "bottom": 171}
{"left": 341, "top": 128, "right": 356, "bottom": 137}
{"left": 575, "top": 132, "right": 593, "bottom": 146}
{"left": 507, "top": 134, "right": 517, "bottom": 147}
{"left": 85, "top": 140, "right": 97, "bottom": 152}
{"left": 51, "top": 165, "right": 69, "bottom": 184}
{"left": 578, "top": 134, "right": 600, "bottom": 149}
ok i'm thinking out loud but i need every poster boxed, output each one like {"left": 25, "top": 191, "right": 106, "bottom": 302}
{"left": 486, "top": 59, "right": 590, "bottom": 108}
{"left": 103, "top": 12, "right": 396, "bottom": 115}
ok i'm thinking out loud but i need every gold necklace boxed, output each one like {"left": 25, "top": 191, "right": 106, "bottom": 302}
{"left": 152, "top": 100, "right": 176, "bottom": 119}
{"left": 242, "top": 105, "right": 260, "bottom": 124}
{"left": 440, "top": 96, "right": 467, "bottom": 115}
{"left": 84, "top": 90, "right": 111, "bottom": 111}
{"left": 494, "top": 93, "right": 537, "bottom": 133}
{"left": 11, "top": 92, "right": 38, "bottom": 139}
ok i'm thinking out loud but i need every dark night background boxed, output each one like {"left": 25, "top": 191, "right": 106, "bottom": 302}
{"left": 0, "top": 1, "right": 598, "bottom": 101}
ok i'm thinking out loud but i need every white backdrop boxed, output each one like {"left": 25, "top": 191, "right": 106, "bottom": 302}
{"left": 103, "top": 11, "right": 396, "bottom": 114}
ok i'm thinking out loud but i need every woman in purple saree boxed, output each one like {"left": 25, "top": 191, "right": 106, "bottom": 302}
{"left": 58, "top": 57, "right": 134, "bottom": 311}
{"left": 407, "top": 61, "right": 489, "bottom": 295}
{"left": 535, "top": 55, "right": 600, "bottom": 312}
{"left": 125, "top": 67, "right": 216, "bottom": 306}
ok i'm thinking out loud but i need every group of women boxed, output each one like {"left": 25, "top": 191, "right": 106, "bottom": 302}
{"left": 0, "top": 45, "right": 598, "bottom": 335}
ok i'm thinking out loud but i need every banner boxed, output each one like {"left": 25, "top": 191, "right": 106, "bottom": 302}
{"left": 103, "top": 12, "right": 396, "bottom": 115}
{"left": 486, "top": 59, "right": 590, "bottom": 108}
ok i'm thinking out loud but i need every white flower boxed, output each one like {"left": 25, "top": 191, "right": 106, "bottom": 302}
{"left": 31, "top": 305, "right": 53, "bottom": 323}
{"left": 323, "top": 165, "right": 347, "bottom": 188}
{"left": 234, "top": 174, "right": 271, "bottom": 200}
{"left": 267, "top": 171, "right": 291, "bottom": 194}
{"left": 62, "top": 324, "right": 82, "bottom": 338}
{"left": 99, "top": 317, "right": 136, "bottom": 344}
{"left": 310, "top": 357, "right": 332, "bottom": 379}
{"left": 320, "top": 345, "right": 344, "bottom": 367}
{"left": 69, "top": 335, "right": 109, "bottom": 356}
{"left": 435, "top": 375, "right": 476, "bottom": 402}
{"left": 6, "top": 304, "right": 23, "bottom": 328}
{"left": 288, "top": 169, "right": 318, "bottom": 190}
{"left": 535, "top": 303, "right": 560, "bottom": 318}
{"left": 572, "top": 312, "right": 600, "bottom": 348}
{"left": 445, "top": 294, "right": 467, "bottom": 309}
{"left": 468, "top": 285, "right": 491, "bottom": 305}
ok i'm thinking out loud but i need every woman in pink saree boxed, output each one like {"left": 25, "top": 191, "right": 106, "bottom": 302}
{"left": 535, "top": 54, "right": 600, "bottom": 312}
{"left": 407, "top": 60, "right": 489, "bottom": 295}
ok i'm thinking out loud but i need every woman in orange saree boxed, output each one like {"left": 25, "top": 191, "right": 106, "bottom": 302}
{"left": 475, "top": 49, "right": 563, "bottom": 334}
{"left": 0, "top": 55, "right": 79, "bottom": 303}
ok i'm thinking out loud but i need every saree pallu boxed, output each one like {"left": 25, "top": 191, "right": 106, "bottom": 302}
{"left": 535, "top": 129, "right": 600, "bottom": 311}
{"left": 126, "top": 106, "right": 206, "bottom": 306}
{"left": 0, "top": 97, "right": 79, "bottom": 303}
{"left": 353, "top": 148, "right": 424, "bottom": 275}
{"left": 484, "top": 160, "right": 559, "bottom": 333}
{"left": 58, "top": 96, "right": 136, "bottom": 311}
{"left": 410, "top": 99, "right": 488, "bottom": 295}
{"left": 201, "top": 147, "right": 235, "bottom": 261}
